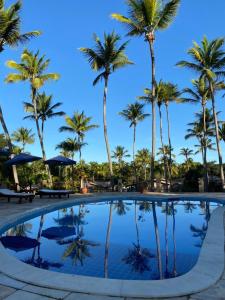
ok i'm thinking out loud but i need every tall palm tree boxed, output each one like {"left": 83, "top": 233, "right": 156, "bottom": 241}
{"left": 177, "top": 37, "right": 225, "bottom": 188}
{"left": 59, "top": 111, "right": 98, "bottom": 160}
{"left": 24, "top": 92, "right": 65, "bottom": 140}
{"left": 119, "top": 102, "right": 149, "bottom": 161}
{"left": 161, "top": 83, "right": 181, "bottom": 183}
{"left": 112, "top": 146, "right": 130, "bottom": 168}
{"left": 12, "top": 127, "right": 35, "bottom": 152}
{"left": 80, "top": 32, "right": 133, "bottom": 178}
{"left": 179, "top": 148, "right": 194, "bottom": 171}
{"left": 0, "top": 0, "right": 40, "bottom": 185}
{"left": 112, "top": 0, "right": 180, "bottom": 190}
{"left": 5, "top": 49, "right": 59, "bottom": 185}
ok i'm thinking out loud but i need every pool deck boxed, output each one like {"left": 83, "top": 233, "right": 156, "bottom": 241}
{"left": 0, "top": 192, "right": 225, "bottom": 300}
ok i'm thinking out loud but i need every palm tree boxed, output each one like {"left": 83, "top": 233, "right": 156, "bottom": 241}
{"left": 177, "top": 37, "right": 225, "bottom": 188}
{"left": 24, "top": 92, "right": 65, "bottom": 139}
{"left": 135, "top": 148, "right": 151, "bottom": 181}
{"left": 182, "top": 78, "right": 224, "bottom": 191}
{"left": 59, "top": 111, "right": 98, "bottom": 160}
{"left": 161, "top": 83, "right": 181, "bottom": 184}
{"left": 179, "top": 148, "right": 194, "bottom": 171}
{"left": 80, "top": 32, "right": 133, "bottom": 177}
{"left": 12, "top": 127, "right": 35, "bottom": 152}
{"left": 5, "top": 49, "right": 59, "bottom": 185}
{"left": 185, "top": 109, "right": 215, "bottom": 178}
{"left": 112, "top": 146, "right": 130, "bottom": 168}
{"left": 0, "top": 0, "right": 40, "bottom": 185}
{"left": 119, "top": 102, "right": 150, "bottom": 161}
{"left": 112, "top": 0, "right": 180, "bottom": 190}
{"left": 219, "top": 123, "right": 225, "bottom": 143}
{"left": 56, "top": 138, "right": 85, "bottom": 160}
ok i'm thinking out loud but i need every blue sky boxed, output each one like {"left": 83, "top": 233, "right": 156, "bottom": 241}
{"left": 0, "top": 0, "right": 225, "bottom": 163}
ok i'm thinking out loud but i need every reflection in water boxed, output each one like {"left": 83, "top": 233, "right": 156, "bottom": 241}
{"left": 123, "top": 201, "right": 153, "bottom": 273}
{"left": 1, "top": 199, "right": 218, "bottom": 280}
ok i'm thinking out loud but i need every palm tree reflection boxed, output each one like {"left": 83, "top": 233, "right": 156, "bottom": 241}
{"left": 25, "top": 215, "right": 63, "bottom": 270}
{"left": 122, "top": 201, "right": 153, "bottom": 274}
{"left": 113, "top": 200, "right": 129, "bottom": 216}
{"left": 61, "top": 233, "right": 99, "bottom": 266}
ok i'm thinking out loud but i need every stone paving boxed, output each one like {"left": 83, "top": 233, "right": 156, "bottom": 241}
{"left": 0, "top": 193, "right": 224, "bottom": 300}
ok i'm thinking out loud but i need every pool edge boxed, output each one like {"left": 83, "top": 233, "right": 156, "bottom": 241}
{"left": 0, "top": 195, "right": 224, "bottom": 299}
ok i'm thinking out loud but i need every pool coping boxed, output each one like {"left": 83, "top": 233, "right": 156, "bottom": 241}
{"left": 0, "top": 195, "right": 224, "bottom": 299}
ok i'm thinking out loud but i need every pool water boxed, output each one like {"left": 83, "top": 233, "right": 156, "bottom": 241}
{"left": 0, "top": 199, "right": 218, "bottom": 280}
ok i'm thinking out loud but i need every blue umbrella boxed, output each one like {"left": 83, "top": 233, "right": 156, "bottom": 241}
{"left": 44, "top": 155, "right": 76, "bottom": 166}
{"left": 5, "top": 153, "right": 42, "bottom": 166}
{"left": 0, "top": 148, "right": 10, "bottom": 156}
{"left": 41, "top": 226, "right": 76, "bottom": 240}
{"left": 0, "top": 236, "right": 40, "bottom": 252}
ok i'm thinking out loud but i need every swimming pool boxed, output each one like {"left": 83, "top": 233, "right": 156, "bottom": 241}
{"left": 0, "top": 199, "right": 219, "bottom": 281}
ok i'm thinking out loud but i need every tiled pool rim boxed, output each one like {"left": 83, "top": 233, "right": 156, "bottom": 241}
{"left": 0, "top": 195, "right": 224, "bottom": 299}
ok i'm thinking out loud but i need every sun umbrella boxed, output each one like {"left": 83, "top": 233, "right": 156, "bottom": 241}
{"left": 0, "top": 236, "right": 40, "bottom": 252}
{"left": 5, "top": 153, "right": 42, "bottom": 166}
{"left": 41, "top": 226, "right": 76, "bottom": 240}
{"left": 0, "top": 148, "right": 10, "bottom": 156}
{"left": 44, "top": 156, "right": 76, "bottom": 166}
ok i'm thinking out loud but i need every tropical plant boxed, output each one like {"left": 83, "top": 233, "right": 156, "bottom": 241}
{"left": 0, "top": 0, "right": 40, "bottom": 185}
{"left": 135, "top": 148, "right": 151, "bottom": 180}
{"left": 24, "top": 92, "right": 65, "bottom": 139}
{"left": 112, "top": 0, "right": 180, "bottom": 190}
{"left": 179, "top": 148, "right": 194, "bottom": 171}
{"left": 59, "top": 111, "right": 98, "bottom": 160}
{"left": 112, "top": 146, "right": 130, "bottom": 168}
{"left": 12, "top": 127, "right": 35, "bottom": 152}
{"left": 56, "top": 138, "right": 85, "bottom": 160}
{"left": 177, "top": 37, "right": 225, "bottom": 187}
{"left": 80, "top": 31, "right": 133, "bottom": 177}
{"left": 185, "top": 109, "right": 215, "bottom": 180}
{"left": 5, "top": 49, "right": 59, "bottom": 185}
{"left": 119, "top": 102, "right": 149, "bottom": 160}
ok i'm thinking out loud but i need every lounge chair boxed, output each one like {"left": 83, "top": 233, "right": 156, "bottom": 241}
{"left": 0, "top": 188, "right": 35, "bottom": 204}
{"left": 38, "top": 189, "right": 73, "bottom": 199}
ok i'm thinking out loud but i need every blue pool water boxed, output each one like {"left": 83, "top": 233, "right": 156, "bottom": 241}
{"left": 0, "top": 199, "right": 219, "bottom": 280}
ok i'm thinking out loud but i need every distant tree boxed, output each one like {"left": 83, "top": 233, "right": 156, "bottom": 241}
{"left": 112, "top": 146, "right": 130, "bottom": 168}
{"left": 12, "top": 127, "right": 35, "bottom": 152}
{"left": 24, "top": 92, "right": 65, "bottom": 139}
{"left": 59, "top": 111, "right": 98, "bottom": 160}
{"left": 119, "top": 102, "right": 149, "bottom": 161}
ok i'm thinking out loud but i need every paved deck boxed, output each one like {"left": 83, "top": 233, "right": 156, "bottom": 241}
{"left": 0, "top": 193, "right": 224, "bottom": 300}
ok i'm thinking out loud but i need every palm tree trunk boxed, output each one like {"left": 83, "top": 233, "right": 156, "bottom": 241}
{"left": 172, "top": 203, "right": 177, "bottom": 277}
{"left": 103, "top": 76, "right": 113, "bottom": 179}
{"left": 31, "top": 87, "right": 53, "bottom": 187}
{"left": 152, "top": 202, "right": 163, "bottom": 279}
{"left": 135, "top": 201, "right": 140, "bottom": 247}
{"left": 159, "top": 105, "right": 168, "bottom": 191}
{"left": 165, "top": 103, "right": 172, "bottom": 190}
{"left": 133, "top": 125, "right": 136, "bottom": 161}
{"left": 202, "top": 104, "right": 209, "bottom": 192}
{"left": 0, "top": 104, "right": 19, "bottom": 188}
{"left": 149, "top": 39, "right": 156, "bottom": 191}
{"left": 104, "top": 202, "right": 113, "bottom": 278}
{"left": 78, "top": 136, "right": 82, "bottom": 161}
{"left": 165, "top": 202, "right": 169, "bottom": 277}
{"left": 209, "top": 82, "right": 225, "bottom": 188}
